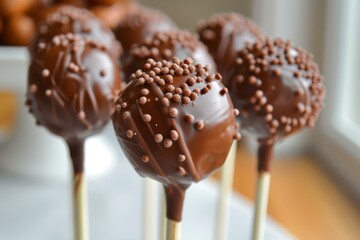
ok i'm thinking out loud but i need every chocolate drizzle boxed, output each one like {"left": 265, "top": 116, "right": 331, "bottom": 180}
{"left": 257, "top": 140, "right": 274, "bottom": 172}
{"left": 227, "top": 38, "right": 325, "bottom": 143}
{"left": 26, "top": 33, "right": 123, "bottom": 141}
{"left": 30, "top": 6, "right": 121, "bottom": 60}
{"left": 112, "top": 58, "right": 238, "bottom": 220}
{"left": 123, "top": 30, "right": 216, "bottom": 83}
{"left": 197, "top": 12, "right": 264, "bottom": 83}
{"left": 113, "top": 5, "right": 177, "bottom": 64}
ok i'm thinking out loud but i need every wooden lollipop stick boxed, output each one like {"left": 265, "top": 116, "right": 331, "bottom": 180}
{"left": 166, "top": 219, "right": 181, "bottom": 240}
{"left": 161, "top": 192, "right": 167, "bottom": 240}
{"left": 216, "top": 141, "right": 237, "bottom": 240}
{"left": 143, "top": 178, "right": 157, "bottom": 240}
{"left": 68, "top": 139, "right": 89, "bottom": 240}
{"left": 73, "top": 172, "right": 89, "bottom": 240}
{"left": 251, "top": 171, "right": 271, "bottom": 240}
{"left": 251, "top": 142, "right": 274, "bottom": 240}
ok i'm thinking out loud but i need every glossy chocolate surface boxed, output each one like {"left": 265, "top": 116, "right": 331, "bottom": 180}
{"left": 197, "top": 12, "right": 264, "bottom": 83}
{"left": 26, "top": 34, "right": 122, "bottom": 141}
{"left": 123, "top": 30, "right": 216, "bottom": 83}
{"left": 30, "top": 6, "right": 121, "bottom": 59}
{"left": 114, "top": 5, "right": 177, "bottom": 64}
{"left": 228, "top": 38, "right": 325, "bottom": 143}
{"left": 112, "top": 58, "right": 239, "bottom": 220}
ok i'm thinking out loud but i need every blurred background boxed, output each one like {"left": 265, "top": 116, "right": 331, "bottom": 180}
{"left": 0, "top": 0, "right": 359, "bottom": 239}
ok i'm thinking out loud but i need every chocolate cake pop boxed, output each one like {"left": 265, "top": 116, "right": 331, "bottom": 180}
{"left": 30, "top": 6, "right": 121, "bottom": 59}
{"left": 112, "top": 57, "right": 239, "bottom": 221}
{"left": 227, "top": 38, "right": 324, "bottom": 239}
{"left": 0, "top": 0, "right": 36, "bottom": 17}
{"left": 26, "top": 33, "right": 122, "bottom": 143}
{"left": 113, "top": 5, "right": 177, "bottom": 64}
{"left": 89, "top": 0, "right": 133, "bottom": 29}
{"left": 197, "top": 12, "right": 264, "bottom": 83}
{"left": 2, "top": 15, "right": 35, "bottom": 46}
{"left": 123, "top": 30, "right": 216, "bottom": 83}
{"left": 228, "top": 38, "right": 324, "bottom": 158}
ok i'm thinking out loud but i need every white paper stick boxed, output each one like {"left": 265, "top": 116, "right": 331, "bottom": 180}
{"left": 73, "top": 172, "right": 89, "bottom": 240}
{"left": 251, "top": 171, "right": 271, "bottom": 240}
{"left": 215, "top": 141, "right": 237, "bottom": 240}
{"left": 166, "top": 219, "right": 181, "bottom": 240}
{"left": 144, "top": 178, "right": 157, "bottom": 240}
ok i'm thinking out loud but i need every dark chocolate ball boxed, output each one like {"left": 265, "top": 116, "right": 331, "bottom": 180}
{"left": 89, "top": 1, "right": 133, "bottom": 29}
{"left": 2, "top": 15, "right": 35, "bottom": 46}
{"left": 113, "top": 5, "right": 177, "bottom": 64}
{"left": 123, "top": 30, "right": 216, "bottom": 83}
{"left": 227, "top": 38, "right": 325, "bottom": 142}
{"left": 26, "top": 34, "right": 123, "bottom": 140}
{"left": 30, "top": 6, "right": 121, "bottom": 59}
{"left": 197, "top": 12, "right": 264, "bottom": 83}
{"left": 112, "top": 57, "right": 238, "bottom": 188}
{"left": 0, "top": 0, "right": 36, "bottom": 17}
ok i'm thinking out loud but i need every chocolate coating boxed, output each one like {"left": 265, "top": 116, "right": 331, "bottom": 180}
{"left": 197, "top": 12, "right": 264, "bottom": 83}
{"left": 30, "top": 6, "right": 121, "bottom": 59}
{"left": 228, "top": 38, "right": 325, "bottom": 143}
{"left": 87, "top": 0, "right": 122, "bottom": 6}
{"left": 112, "top": 58, "right": 238, "bottom": 221}
{"left": 123, "top": 30, "right": 216, "bottom": 83}
{"left": 113, "top": 5, "right": 177, "bottom": 64}
{"left": 26, "top": 34, "right": 122, "bottom": 140}
{"left": 89, "top": 1, "right": 133, "bottom": 29}
{"left": 2, "top": 15, "right": 35, "bottom": 46}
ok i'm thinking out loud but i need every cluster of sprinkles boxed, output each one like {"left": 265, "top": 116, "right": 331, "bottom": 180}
{"left": 197, "top": 12, "right": 263, "bottom": 42}
{"left": 197, "top": 12, "right": 264, "bottom": 82}
{"left": 130, "top": 30, "right": 203, "bottom": 60}
{"left": 114, "top": 57, "right": 239, "bottom": 172}
{"left": 27, "top": 33, "right": 119, "bottom": 131}
{"left": 31, "top": 6, "right": 121, "bottom": 59}
{"left": 230, "top": 38, "right": 325, "bottom": 140}
{"left": 122, "top": 30, "right": 216, "bottom": 83}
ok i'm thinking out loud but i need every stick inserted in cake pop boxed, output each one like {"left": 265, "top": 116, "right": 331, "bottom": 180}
{"left": 227, "top": 38, "right": 325, "bottom": 240}
{"left": 197, "top": 12, "right": 264, "bottom": 239}
{"left": 112, "top": 57, "right": 238, "bottom": 240}
{"left": 26, "top": 33, "right": 122, "bottom": 240}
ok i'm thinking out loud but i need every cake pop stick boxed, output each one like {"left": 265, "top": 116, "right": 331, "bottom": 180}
{"left": 227, "top": 38, "right": 325, "bottom": 240}
{"left": 68, "top": 139, "right": 89, "bottom": 240}
{"left": 26, "top": 34, "right": 122, "bottom": 240}
{"left": 215, "top": 141, "right": 237, "bottom": 240}
{"left": 112, "top": 57, "right": 238, "bottom": 240}
{"left": 143, "top": 177, "right": 157, "bottom": 240}
{"left": 252, "top": 142, "right": 273, "bottom": 240}
{"left": 197, "top": 13, "right": 264, "bottom": 239}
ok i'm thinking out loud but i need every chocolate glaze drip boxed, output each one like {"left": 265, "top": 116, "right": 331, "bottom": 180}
{"left": 112, "top": 58, "right": 239, "bottom": 220}
{"left": 257, "top": 140, "right": 274, "bottom": 172}
{"left": 30, "top": 6, "right": 121, "bottom": 60}
{"left": 123, "top": 30, "right": 216, "bottom": 83}
{"left": 227, "top": 38, "right": 325, "bottom": 142}
{"left": 197, "top": 12, "right": 264, "bottom": 83}
{"left": 165, "top": 184, "right": 188, "bottom": 222}
{"left": 26, "top": 33, "right": 123, "bottom": 140}
{"left": 67, "top": 138, "right": 85, "bottom": 174}
{"left": 113, "top": 5, "right": 177, "bottom": 64}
